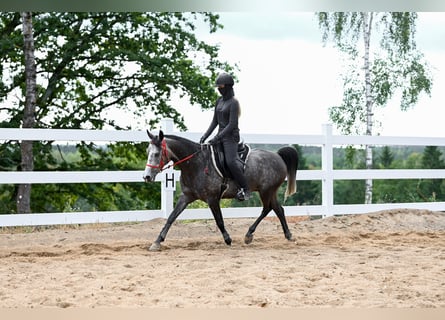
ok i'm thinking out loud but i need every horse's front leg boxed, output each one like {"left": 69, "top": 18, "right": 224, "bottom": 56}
{"left": 208, "top": 199, "right": 232, "bottom": 246}
{"left": 148, "top": 194, "right": 191, "bottom": 251}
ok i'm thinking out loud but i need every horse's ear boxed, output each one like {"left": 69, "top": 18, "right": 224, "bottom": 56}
{"left": 146, "top": 130, "right": 154, "bottom": 140}
{"left": 159, "top": 130, "right": 164, "bottom": 141}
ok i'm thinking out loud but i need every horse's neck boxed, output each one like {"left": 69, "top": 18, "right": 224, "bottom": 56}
{"left": 166, "top": 136, "right": 198, "bottom": 161}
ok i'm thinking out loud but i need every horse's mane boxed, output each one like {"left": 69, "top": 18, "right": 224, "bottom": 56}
{"left": 164, "top": 134, "right": 200, "bottom": 150}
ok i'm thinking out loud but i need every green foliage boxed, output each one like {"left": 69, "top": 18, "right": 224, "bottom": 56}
{"left": 422, "top": 146, "right": 445, "bottom": 169}
{"left": 0, "top": 141, "right": 161, "bottom": 213}
{"left": 373, "top": 179, "right": 420, "bottom": 203}
{"left": 2, "top": 12, "right": 232, "bottom": 131}
{"left": 378, "top": 146, "right": 394, "bottom": 169}
{"left": 417, "top": 146, "right": 445, "bottom": 201}
{"left": 2, "top": 143, "right": 443, "bottom": 213}
{"left": 329, "top": 80, "right": 366, "bottom": 135}
{"left": 334, "top": 180, "right": 366, "bottom": 204}
{"left": 372, "top": 51, "right": 432, "bottom": 111}
{"left": 0, "top": 12, "right": 233, "bottom": 214}
{"left": 341, "top": 145, "right": 445, "bottom": 204}
{"left": 290, "top": 145, "right": 321, "bottom": 206}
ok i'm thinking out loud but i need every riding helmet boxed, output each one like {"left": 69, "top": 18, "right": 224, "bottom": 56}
{"left": 215, "top": 72, "right": 234, "bottom": 87}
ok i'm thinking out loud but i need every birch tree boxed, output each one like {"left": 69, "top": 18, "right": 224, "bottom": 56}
{"left": 317, "top": 12, "right": 432, "bottom": 204}
{"left": 16, "top": 12, "right": 36, "bottom": 213}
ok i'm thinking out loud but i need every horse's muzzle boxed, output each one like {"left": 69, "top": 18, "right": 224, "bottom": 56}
{"left": 143, "top": 175, "right": 153, "bottom": 183}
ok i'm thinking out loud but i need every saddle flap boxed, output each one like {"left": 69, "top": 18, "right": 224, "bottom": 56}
{"left": 210, "top": 143, "right": 250, "bottom": 179}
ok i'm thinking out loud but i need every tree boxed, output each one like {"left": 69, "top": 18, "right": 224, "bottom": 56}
{"left": 378, "top": 146, "right": 394, "bottom": 168}
{"left": 422, "top": 146, "right": 444, "bottom": 170}
{"left": 290, "top": 144, "right": 321, "bottom": 206}
{"left": 16, "top": 12, "right": 37, "bottom": 213}
{"left": 0, "top": 12, "right": 233, "bottom": 213}
{"left": 1, "top": 12, "right": 230, "bottom": 130}
{"left": 317, "top": 12, "right": 432, "bottom": 204}
{"left": 334, "top": 146, "right": 366, "bottom": 204}
{"left": 418, "top": 146, "right": 445, "bottom": 201}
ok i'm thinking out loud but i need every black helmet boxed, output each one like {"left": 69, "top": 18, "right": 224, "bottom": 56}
{"left": 215, "top": 72, "right": 234, "bottom": 87}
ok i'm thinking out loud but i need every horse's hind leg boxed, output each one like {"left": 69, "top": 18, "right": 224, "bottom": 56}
{"left": 271, "top": 197, "right": 294, "bottom": 241}
{"left": 244, "top": 206, "right": 272, "bottom": 244}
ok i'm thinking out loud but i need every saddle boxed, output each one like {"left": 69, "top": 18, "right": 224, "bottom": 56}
{"left": 209, "top": 142, "right": 251, "bottom": 179}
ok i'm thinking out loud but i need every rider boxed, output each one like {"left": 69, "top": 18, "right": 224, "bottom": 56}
{"left": 200, "top": 72, "right": 251, "bottom": 201}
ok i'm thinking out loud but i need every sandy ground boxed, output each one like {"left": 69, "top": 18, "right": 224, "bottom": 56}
{"left": 0, "top": 208, "right": 444, "bottom": 308}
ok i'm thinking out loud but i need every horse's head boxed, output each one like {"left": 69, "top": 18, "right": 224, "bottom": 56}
{"left": 143, "top": 130, "right": 168, "bottom": 182}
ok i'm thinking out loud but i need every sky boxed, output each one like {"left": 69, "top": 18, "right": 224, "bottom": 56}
{"left": 172, "top": 12, "right": 445, "bottom": 137}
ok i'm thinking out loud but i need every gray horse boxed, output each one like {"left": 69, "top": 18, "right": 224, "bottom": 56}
{"left": 143, "top": 130, "right": 298, "bottom": 251}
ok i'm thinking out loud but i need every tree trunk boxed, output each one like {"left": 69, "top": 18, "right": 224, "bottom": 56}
{"left": 17, "top": 12, "right": 36, "bottom": 214}
{"left": 363, "top": 12, "right": 373, "bottom": 204}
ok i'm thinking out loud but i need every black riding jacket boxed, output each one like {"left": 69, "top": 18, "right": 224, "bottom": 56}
{"left": 203, "top": 87, "right": 240, "bottom": 142}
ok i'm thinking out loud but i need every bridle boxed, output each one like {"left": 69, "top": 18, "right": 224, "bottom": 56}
{"left": 146, "top": 138, "right": 199, "bottom": 171}
{"left": 146, "top": 139, "right": 169, "bottom": 170}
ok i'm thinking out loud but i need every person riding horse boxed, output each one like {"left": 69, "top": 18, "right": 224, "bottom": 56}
{"left": 200, "top": 72, "right": 251, "bottom": 201}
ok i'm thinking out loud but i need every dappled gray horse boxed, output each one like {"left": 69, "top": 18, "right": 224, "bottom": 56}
{"left": 143, "top": 130, "right": 298, "bottom": 251}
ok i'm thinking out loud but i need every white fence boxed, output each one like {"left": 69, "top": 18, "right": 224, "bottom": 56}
{"left": 1, "top": 119, "right": 445, "bottom": 227}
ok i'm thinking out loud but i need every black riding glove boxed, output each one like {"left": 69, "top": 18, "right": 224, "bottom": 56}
{"left": 208, "top": 135, "right": 221, "bottom": 145}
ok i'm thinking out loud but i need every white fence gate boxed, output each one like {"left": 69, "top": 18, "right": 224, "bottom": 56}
{"left": 1, "top": 119, "right": 445, "bottom": 227}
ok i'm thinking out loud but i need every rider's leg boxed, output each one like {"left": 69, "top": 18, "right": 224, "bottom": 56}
{"left": 221, "top": 138, "right": 250, "bottom": 201}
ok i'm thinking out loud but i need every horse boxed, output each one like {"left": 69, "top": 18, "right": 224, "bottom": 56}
{"left": 143, "top": 130, "right": 298, "bottom": 251}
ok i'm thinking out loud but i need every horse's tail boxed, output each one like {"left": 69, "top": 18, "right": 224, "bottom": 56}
{"left": 277, "top": 146, "right": 298, "bottom": 201}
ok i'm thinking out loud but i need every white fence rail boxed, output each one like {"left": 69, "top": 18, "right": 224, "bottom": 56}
{"left": 1, "top": 119, "right": 445, "bottom": 227}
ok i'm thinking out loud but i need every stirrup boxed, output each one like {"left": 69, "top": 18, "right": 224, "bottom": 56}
{"left": 236, "top": 188, "right": 250, "bottom": 201}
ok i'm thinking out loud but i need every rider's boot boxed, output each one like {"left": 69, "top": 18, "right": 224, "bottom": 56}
{"left": 236, "top": 188, "right": 251, "bottom": 201}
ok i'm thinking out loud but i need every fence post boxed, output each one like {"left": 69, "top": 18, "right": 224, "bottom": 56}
{"left": 321, "top": 124, "right": 334, "bottom": 217}
{"left": 160, "top": 118, "right": 175, "bottom": 218}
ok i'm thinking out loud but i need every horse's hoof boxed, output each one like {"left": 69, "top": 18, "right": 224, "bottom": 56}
{"left": 244, "top": 234, "right": 253, "bottom": 244}
{"left": 224, "top": 237, "right": 232, "bottom": 246}
{"left": 148, "top": 242, "right": 161, "bottom": 251}
{"left": 286, "top": 234, "right": 295, "bottom": 242}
